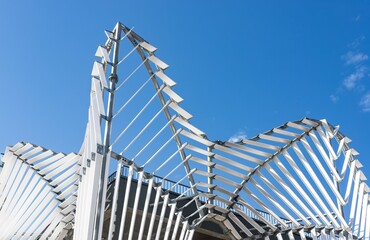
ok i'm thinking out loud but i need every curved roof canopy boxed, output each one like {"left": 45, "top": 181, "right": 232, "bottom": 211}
{"left": 0, "top": 22, "right": 369, "bottom": 240}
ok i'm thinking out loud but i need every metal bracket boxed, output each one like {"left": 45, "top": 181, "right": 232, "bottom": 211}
{"left": 97, "top": 144, "right": 104, "bottom": 155}
{"left": 109, "top": 73, "right": 118, "bottom": 83}
{"left": 101, "top": 114, "right": 109, "bottom": 121}
{"left": 87, "top": 159, "right": 91, "bottom": 167}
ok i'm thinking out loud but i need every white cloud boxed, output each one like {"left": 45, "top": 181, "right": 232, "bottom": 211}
{"left": 228, "top": 130, "right": 247, "bottom": 143}
{"left": 348, "top": 36, "right": 365, "bottom": 48}
{"left": 343, "top": 66, "right": 366, "bottom": 90}
{"left": 336, "top": 37, "right": 370, "bottom": 111}
{"left": 330, "top": 94, "right": 339, "bottom": 103}
{"left": 342, "top": 51, "right": 368, "bottom": 65}
{"left": 360, "top": 93, "right": 370, "bottom": 112}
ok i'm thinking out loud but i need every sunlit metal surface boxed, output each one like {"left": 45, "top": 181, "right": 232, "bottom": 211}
{"left": 0, "top": 22, "right": 369, "bottom": 240}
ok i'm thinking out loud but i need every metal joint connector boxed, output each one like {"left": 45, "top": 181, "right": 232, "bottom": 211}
{"left": 97, "top": 144, "right": 104, "bottom": 155}
{"left": 109, "top": 73, "right": 118, "bottom": 83}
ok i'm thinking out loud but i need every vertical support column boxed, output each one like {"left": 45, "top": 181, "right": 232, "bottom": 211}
{"left": 155, "top": 193, "right": 170, "bottom": 240}
{"left": 163, "top": 203, "right": 177, "bottom": 240}
{"left": 207, "top": 146, "right": 214, "bottom": 208}
{"left": 179, "top": 221, "right": 188, "bottom": 240}
{"left": 147, "top": 186, "right": 163, "bottom": 240}
{"left": 107, "top": 159, "right": 123, "bottom": 240}
{"left": 138, "top": 178, "right": 154, "bottom": 240}
{"left": 93, "top": 22, "right": 122, "bottom": 240}
{"left": 118, "top": 165, "right": 134, "bottom": 240}
{"left": 365, "top": 202, "right": 370, "bottom": 240}
{"left": 128, "top": 171, "right": 144, "bottom": 240}
{"left": 171, "top": 210, "right": 183, "bottom": 240}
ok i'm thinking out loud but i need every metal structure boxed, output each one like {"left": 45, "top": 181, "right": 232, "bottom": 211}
{"left": 0, "top": 22, "right": 369, "bottom": 239}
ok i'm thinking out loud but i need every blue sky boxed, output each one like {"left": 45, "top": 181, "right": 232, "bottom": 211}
{"left": 0, "top": 1, "right": 369, "bottom": 178}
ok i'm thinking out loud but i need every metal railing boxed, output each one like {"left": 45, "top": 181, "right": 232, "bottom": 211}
{"left": 107, "top": 165, "right": 295, "bottom": 229}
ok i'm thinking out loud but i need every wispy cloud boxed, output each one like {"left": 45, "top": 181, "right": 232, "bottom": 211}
{"left": 348, "top": 36, "right": 365, "bottom": 48}
{"left": 355, "top": 15, "right": 361, "bottom": 22}
{"left": 228, "top": 130, "right": 247, "bottom": 143}
{"left": 330, "top": 94, "right": 339, "bottom": 103}
{"left": 360, "top": 92, "right": 370, "bottom": 112}
{"left": 341, "top": 51, "right": 368, "bottom": 66}
{"left": 343, "top": 66, "right": 367, "bottom": 90}
{"left": 333, "top": 36, "right": 370, "bottom": 112}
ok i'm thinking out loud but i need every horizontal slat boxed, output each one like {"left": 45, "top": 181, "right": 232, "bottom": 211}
{"left": 175, "top": 117, "right": 205, "bottom": 136}
{"left": 42, "top": 154, "right": 78, "bottom": 179}
{"left": 148, "top": 55, "right": 169, "bottom": 70}
{"left": 60, "top": 195, "right": 77, "bottom": 209}
{"left": 197, "top": 182, "right": 215, "bottom": 189}
{"left": 258, "top": 134, "right": 290, "bottom": 144}
{"left": 10, "top": 142, "right": 25, "bottom": 152}
{"left": 61, "top": 204, "right": 76, "bottom": 215}
{"left": 214, "top": 144, "right": 264, "bottom": 165}
{"left": 302, "top": 118, "right": 320, "bottom": 127}
{"left": 180, "top": 129, "right": 213, "bottom": 146}
{"left": 155, "top": 70, "right": 176, "bottom": 87}
{"left": 214, "top": 195, "right": 234, "bottom": 206}
{"left": 213, "top": 154, "right": 254, "bottom": 172}
{"left": 14, "top": 143, "right": 33, "bottom": 155}
{"left": 57, "top": 183, "right": 77, "bottom": 201}
{"left": 62, "top": 213, "right": 74, "bottom": 223}
{"left": 189, "top": 156, "right": 214, "bottom": 167}
{"left": 185, "top": 144, "right": 214, "bottom": 157}
{"left": 95, "top": 46, "right": 111, "bottom": 63}
{"left": 162, "top": 86, "right": 183, "bottom": 103}
{"left": 50, "top": 164, "right": 79, "bottom": 187}
{"left": 195, "top": 170, "right": 215, "bottom": 178}
{"left": 169, "top": 102, "right": 192, "bottom": 120}
{"left": 287, "top": 121, "right": 311, "bottom": 132}
{"left": 20, "top": 146, "right": 43, "bottom": 159}
{"left": 26, "top": 150, "right": 53, "bottom": 165}
{"left": 33, "top": 153, "right": 65, "bottom": 170}
{"left": 140, "top": 41, "right": 157, "bottom": 53}
{"left": 214, "top": 164, "right": 246, "bottom": 179}
{"left": 224, "top": 141, "right": 272, "bottom": 158}
{"left": 214, "top": 175, "right": 242, "bottom": 189}
{"left": 242, "top": 139, "right": 281, "bottom": 151}
{"left": 273, "top": 128, "right": 301, "bottom": 138}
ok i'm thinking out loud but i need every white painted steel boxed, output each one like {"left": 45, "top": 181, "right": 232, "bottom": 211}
{"left": 117, "top": 165, "right": 134, "bottom": 240}
{"left": 0, "top": 143, "right": 79, "bottom": 239}
{"left": 128, "top": 171, "right": 144, "bottom": 240}
{"left": 1, "top": 22, "right": 369, "bottom": 240}
{"left": 107, "top": 160, "right": 123, "bottom": 240}
{"left": 138, "top": 178, "right": 154, "bottom": 240}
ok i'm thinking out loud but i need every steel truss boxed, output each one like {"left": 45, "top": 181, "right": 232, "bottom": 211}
{"left": 0, "top": 22, "right": 369, "bottom": 240}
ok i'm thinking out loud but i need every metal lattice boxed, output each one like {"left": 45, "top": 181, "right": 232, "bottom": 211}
{"left": 0, "top": 22, "right": 369, "bottom": 240}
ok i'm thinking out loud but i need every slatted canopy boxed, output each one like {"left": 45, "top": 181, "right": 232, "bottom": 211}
{"left": 0, "top": 143, "right": 79, "bottom": 239}
{"left": 0, "top": 22, "right": 369, "bottom": 240}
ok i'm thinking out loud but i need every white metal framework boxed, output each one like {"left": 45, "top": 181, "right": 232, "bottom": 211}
{"left": 0, "top": 22, "right": 369, "bottom": 239}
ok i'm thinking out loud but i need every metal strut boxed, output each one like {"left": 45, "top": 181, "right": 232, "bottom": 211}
{"left": 93, "top": 22, "right": 122, "bottom": 240}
